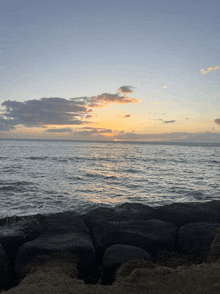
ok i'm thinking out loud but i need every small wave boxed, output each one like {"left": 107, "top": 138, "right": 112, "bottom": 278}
{"left": 0, "top": 181, "right": 33, "bottom": 191}
{"left": 67, "top": 176, "right": 84, "bottom": 180}
{"left": 2, "top": 168, "right": 16, "bottom": 173}
{"left": 187, "top": 190, "right": 205, "bottom": 200}
{"left": 104, "top": 175, "right": 117, "bottom": 179}
{"left": 28, "top": 156, "right": 48, "bottom": 160}
{"left": 124, "top": 169, "right": 140, "bottom": 173}
{"left": 68, "top": 156, "right": 85, "bottom": 161}
{"left": 85, "top": 173, "right": 98, "bottom": 178}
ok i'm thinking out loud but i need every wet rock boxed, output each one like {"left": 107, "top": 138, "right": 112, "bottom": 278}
{"left": 15, "top": 210, "right": 97, "bottom": 284}
{"left": 0, "top": 216, "right": 44, "bottom": 262}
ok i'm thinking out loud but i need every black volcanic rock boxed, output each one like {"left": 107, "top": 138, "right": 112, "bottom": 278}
{"left": 154, "top": 201, "right": 220, "bottom": 229}
{"left": 14, "top": 211, "right": 97, "bottom": 284}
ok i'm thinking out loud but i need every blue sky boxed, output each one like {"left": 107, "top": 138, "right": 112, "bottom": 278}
{"left": 1, "top": 0, "right": 220, "bottom": 142}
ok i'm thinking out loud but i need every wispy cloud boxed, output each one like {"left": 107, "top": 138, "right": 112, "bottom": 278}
{"left": 0, "top": 86, "right": 138, "bottom": 129}
{"left": 45, "top": 127, "right": 73, "bottom": 133}
{"left": 86, "top": 92, "right": 138, "bottom": 107}
{"left": 163, "top": 120, "right": 176, "bottom": 124}
{"left": 201, "top": 65, "right": 219, "bottom": 74}
{"left": 117, "top": 86, "right": 135, "bottom": 94}
{"left": 214, "top": 119, "right": 220, "bottom": 125}
{"left": 72, "top": 127, "right": 112, "bottom": 136}
{"left": 118, "top": 114, "right": 132, "bottom": 118}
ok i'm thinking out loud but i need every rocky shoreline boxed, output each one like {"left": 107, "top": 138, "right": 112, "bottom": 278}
{"left": 1, "top": 200, "right": 220, "bottom": 292}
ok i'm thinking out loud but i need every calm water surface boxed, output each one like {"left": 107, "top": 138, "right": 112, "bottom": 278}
{"left": 1, "top": 139, "right": 220, "bottom": 218}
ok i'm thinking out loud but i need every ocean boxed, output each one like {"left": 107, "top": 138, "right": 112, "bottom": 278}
{"left": 1, "top": 139, "right": 220, "bottom": 219}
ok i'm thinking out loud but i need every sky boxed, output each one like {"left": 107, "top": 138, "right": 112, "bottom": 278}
{"left": 1, "top": 0, "right": 220, "bottom": 142}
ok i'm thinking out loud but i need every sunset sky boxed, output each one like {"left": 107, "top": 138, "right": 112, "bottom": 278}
{"left": 1, "top": 0, "right": 220, "bottom": 142}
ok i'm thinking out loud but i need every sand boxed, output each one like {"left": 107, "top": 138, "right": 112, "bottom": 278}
{"left": 1, "top": 250, "right": 220, "bottom": 294}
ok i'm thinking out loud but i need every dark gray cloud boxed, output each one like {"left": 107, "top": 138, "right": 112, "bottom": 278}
{"left": 117, "top": 86, "right": 135, "bottom": 94}
{"left": 123, "top": 114, "right": 131, "bottom": 118}
{"left": 45, "top": 127, "right": 73, "bottom": 133}
{"left": 1, "top": 97, "right": 89, "bottom": 127}
{"left": 0, "top": 118, "right": 16, "bottom": 131}
{"left": 163, "top": 120, "right": 176, "bottom": 124}
{"left": 0, "top": 86, "right": 138, "bottom": 129}
{"left": 214, "top": 119, "right": 220, "bottom": 125}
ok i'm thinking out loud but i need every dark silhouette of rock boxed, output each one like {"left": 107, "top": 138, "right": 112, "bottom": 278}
{"left": 0, "top": 244, "right": 10, "bottom": 291}
{"left": 154, "top": 201, "right": 220, "bottom": 229}
{"left": 0, "top": 216, "right": 44, "bottom": 261}
{"left": 101, "top": 244, "right": 153, "bottom": 284}
{"left": 82, "top": 217, "right": 177, "bottom": 264}
{"left": 14, "top": 210, "right": 97, "bottom": 284}
{"left": 177, "top": 221, "right": 220, "bottom": 256}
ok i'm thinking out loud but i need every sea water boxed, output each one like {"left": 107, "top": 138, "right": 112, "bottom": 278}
{"left": 1, "top": 139, "right": 220, "bottom": 218}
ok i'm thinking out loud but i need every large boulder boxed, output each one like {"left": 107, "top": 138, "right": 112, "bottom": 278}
{"left": 154, "top": 202, "right": 220, "bottom": 229}
{"left": 15, "top": 211, "right": 97, "bottom": 284}
{"left": 82, "top": 202, "right": 159, "bottom": 223}
{"left": 0, "top": 216, "right": 44, "bottom": 262}
{"left": 102, "top": 244, "right": 153, "bottom": 269}
{"left": 82, "top": 205, "right": 177, "bottom": 264}
{"left": 101, "top": 244, "right": 153, "bottom": 284}
{"left": 177, "top": 221, "right": 220, "bottom": 257}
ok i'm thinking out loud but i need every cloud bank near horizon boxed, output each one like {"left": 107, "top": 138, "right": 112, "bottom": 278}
{"left": 42, "top": 129, "right": 220, "bottom": 143}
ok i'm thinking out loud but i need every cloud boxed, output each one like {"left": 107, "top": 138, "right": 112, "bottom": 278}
{"left": 45, "top": 128, "right": 73, "bottom": 133}
{"left": 1, "top": 98, "right": 89, "bottom": 127}
{"left": 86, "top": 93, "right": 138, "bottom": 107}
{"left": 112, "top": 131, "right": 220, "bottom": 143}
{"left": 163, "top": 120, "right": 176, "bottom": 124}
{"left": 201, "top": 65, "right": 219, "bottom": 74}
{"left": 214, "top": 119, "right": 220, "bottom": 125}
{"left": 0, "top": 87, "right": 138, "bottom": 129}
{"left": 73, "top": 127, "right": 112, "bottom": 136}
{"left": 0, "top": 119, "right": 16, "bottom": 131}
{"left": 118, "top": 114, "right": 132, "bottom": 118}
{"left": 117, "top": 86, "right": 135, "bottom": 94}
{"left": 163, "top": 86, "right": 167, "bottom": 89}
